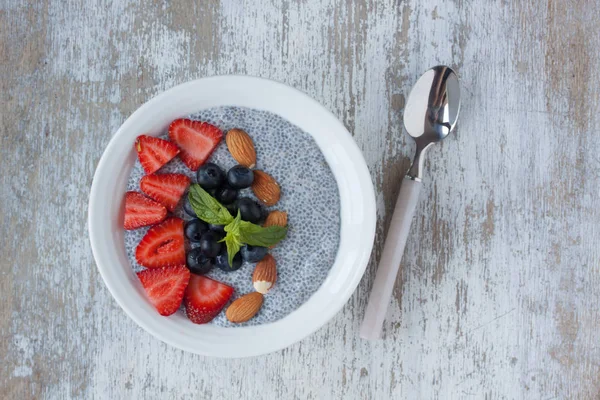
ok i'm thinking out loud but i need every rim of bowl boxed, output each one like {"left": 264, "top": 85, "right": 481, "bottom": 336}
{"left": 88, "top": 75, "right": 376, "bottom": 357}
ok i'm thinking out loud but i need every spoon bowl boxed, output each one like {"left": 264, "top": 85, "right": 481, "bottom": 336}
{"left": 404, "top": 65, "right": 460, "bottom": 142}
{"left": 404, "top": 66, "right": 460, "bottom": 180}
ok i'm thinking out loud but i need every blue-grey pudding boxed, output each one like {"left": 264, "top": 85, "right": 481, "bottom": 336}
{"left": 124, "top": 106, "right": 341, "bottom": 326}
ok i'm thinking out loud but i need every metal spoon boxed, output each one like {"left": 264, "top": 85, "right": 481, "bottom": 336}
{"left": 360, "top": 66, "right": 461, "bottom": 340}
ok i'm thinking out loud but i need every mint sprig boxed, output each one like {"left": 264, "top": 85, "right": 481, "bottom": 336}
{"left": 188, "top": 183, "right": 288, "bottom": 268}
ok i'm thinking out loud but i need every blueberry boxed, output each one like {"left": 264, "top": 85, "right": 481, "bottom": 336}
{"left": 258, "top": 207, "right": 269, "bottom": 224}
{"left": 240, "top": 245, "right": 269, "bottom": 263}
{"left": 184, "top": 219, "right": 207, "bottom": 242}
{"left": 200, "top": 230, "right": 222, "bottom": 257}
{"left": 183, "top": 196, "right": 196, "bottom": 217}
{"left": 208, "top": 224, "right": 226, "bottom": 234}
{"left": 215, "top": 185, "right": 238, "bottom": 205}
{"left": 197, "top": 163, "right": 225, "bottom": 189}
{"left": 226, "top": 203, "right": 238, "bottom": 217}
{"left": 236, "top": 198, "right": 262, "bottom": 223}
{"left": 227, "top": 165, "right": 254, "bottom": 189}
{"left": 186, "top": 248, "right": 213, "bottom": 275}
{"left": 215, "top": 248, "right": 243, "bottom": 271}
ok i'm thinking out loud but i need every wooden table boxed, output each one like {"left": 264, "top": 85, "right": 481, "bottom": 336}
{"left": 3, "top": 1, "right": 600, "bottom": 398}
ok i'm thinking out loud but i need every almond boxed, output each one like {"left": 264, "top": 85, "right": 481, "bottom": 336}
{"left": 252, "top": 254, "right": 277, "bottom": 294}
{"left": 251, "top": 170, "right": 281, "bottom": 206}
{"left": 226, "top": 292, "right": 264, "bottom": 323}
{"left": 263, "top": 210, "right": 287, "bottom": 228}
{"left": 226, "top": 129, "right": 256, "bottom": 168}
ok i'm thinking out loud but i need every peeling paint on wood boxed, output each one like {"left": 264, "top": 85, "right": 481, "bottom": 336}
{"left": 2, "top": 0, "right": 600, "bottom": 399}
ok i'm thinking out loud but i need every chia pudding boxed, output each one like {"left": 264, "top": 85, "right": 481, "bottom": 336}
{"left": 124, "top": 106, "right": 341, "bottom": 326}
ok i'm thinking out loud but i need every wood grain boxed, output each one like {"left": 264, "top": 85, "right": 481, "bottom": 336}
{"left": 2, "top": 0, "right": 600, "bottom": 398}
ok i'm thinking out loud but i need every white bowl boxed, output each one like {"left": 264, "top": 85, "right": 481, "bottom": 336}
{"left": 88, "top": 76, "right": 376, "bottom": 357}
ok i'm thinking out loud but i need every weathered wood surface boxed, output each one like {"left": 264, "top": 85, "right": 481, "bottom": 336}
{"left": 2, "top": 0, "right": 600, "bottom": 398}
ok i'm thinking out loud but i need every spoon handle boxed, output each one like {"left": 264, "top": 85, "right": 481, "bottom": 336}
{"left": 360, "top": 177, "right": 422, "bottom": 340}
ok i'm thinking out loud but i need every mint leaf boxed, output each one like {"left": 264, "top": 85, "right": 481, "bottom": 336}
{"left": 223, "top": 211, "right": 243, "bottom": 266}
{"left": 188, "top": 184, "right": 233, "bottom": 226}
{"left": 238, "top": 221, "right": 288, "bottom": 247}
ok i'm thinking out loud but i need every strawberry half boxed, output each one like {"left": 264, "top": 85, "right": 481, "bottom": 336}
{"left": 140, "top": 173, "right": 190, "bottom": 212}
{"left": 168, "top": 119, "right": 223, "bottom": 171}
{"left": 184, "top": 275, "right": 234, "bottom": 324}
{"left": 135, "top": 218, "right": 186, "bottom": 268}
{"left": 124, "top": 191, "right": 167, "bottom": 230}
{"left": 135, "top": 135, "right": 180, "bottom": 175}
{"left": 137, "top": 265, "right": 190, "bottom": 316}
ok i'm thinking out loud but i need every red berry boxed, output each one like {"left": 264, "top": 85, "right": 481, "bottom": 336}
{"left": 135, "top": 135, "right": 179, "bottom": 175}
{"left": 184, "top": 275, "right": 234, "bottom": 324}
{"left": 123, "top": 192, "right": 167, "bottom": 230}
{"left": 137, "top": 265, "right": 190, "bottom": 316}
{"left": 140, "top": 173, "right": 190, "bottom": 212}
{"left": 168, "top": 119, "right": 223, "bottom": 171}
{"left": 135, "top": 218, "right": 186, "bottom": 268}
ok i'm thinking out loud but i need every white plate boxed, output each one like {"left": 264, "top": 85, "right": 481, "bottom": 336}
{"left": 88, "top": 76, "right": 376, "bottom": 357}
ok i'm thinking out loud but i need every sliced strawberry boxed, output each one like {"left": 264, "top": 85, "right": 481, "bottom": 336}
{"left": 168, "top": 119, "right": 223, "bottom": 171}
{"left": 124, "top": 191, "right": 167, "bottom": 230}
{"left": 135, "top": 218, "right": 186, "bottom": 268}
{"left": 135, "top": 135, "right": 180, "bottom": 175}
{"left": 137, "top": 265, "right": 190, "bottom": 316}
{"left": 140, "top": 173, "right": 190, "bottom": 212}
{"left": 184, "top": 275, "right": 234, "bottom": 324}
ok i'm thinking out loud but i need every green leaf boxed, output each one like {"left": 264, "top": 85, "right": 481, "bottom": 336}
{"left": 238, "top": 221, "right": 288, "bottom": 247}
{"left": 223, "top": 211, "right": 243, "bottom": 267}
{"left": 188, "top": 184, "right": 233, "bottom": 226}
